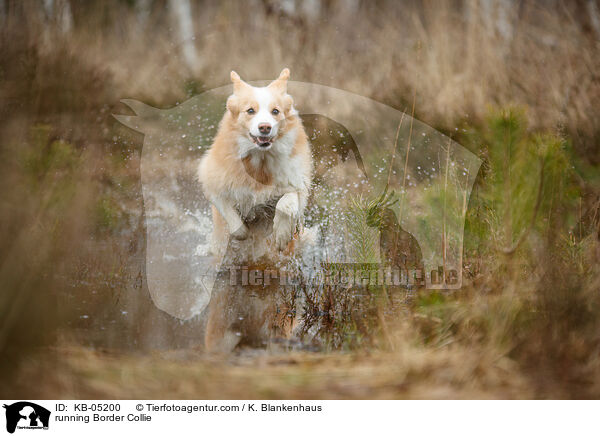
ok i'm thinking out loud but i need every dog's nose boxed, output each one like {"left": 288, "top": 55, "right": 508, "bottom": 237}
{"left": 258, "top": 123, "right": 271, "bottom": 135}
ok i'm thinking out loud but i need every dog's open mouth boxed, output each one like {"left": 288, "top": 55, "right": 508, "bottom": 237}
{"left": 249, "top": 134, "right": 272, "bottom": 148}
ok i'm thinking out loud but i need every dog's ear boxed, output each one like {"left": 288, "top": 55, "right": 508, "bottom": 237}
{"left": 282, "top": 94, "right": 294, "bottom": 115}
{"left": 268, "top": 68, "right": 290, "bottom": 93}
{"left": 226, "top": 94, "right": 240, "bottom": 117}
{"left": 231, "top": 70, "right": 252, "bottom": 94}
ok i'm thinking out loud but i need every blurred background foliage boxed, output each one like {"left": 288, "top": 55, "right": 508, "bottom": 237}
{"left": 0, "top": 0, "right": 599, "bottom": 398}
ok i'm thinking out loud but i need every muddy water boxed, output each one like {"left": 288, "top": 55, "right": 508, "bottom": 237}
{"left": 68, "top": 83, "right": 480, "bottom": 352}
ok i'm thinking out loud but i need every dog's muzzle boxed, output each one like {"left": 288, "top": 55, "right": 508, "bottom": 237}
{"left": 249, "top": 134, "right": 273, "bottom": 148}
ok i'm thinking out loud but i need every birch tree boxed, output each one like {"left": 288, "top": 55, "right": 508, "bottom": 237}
{"left": 169, "top": 0, "right": 200, "bottom": 73}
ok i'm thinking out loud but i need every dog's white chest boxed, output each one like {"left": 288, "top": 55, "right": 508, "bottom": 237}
{"left": 233, "top": 155, "right": 302, "bottom": 217}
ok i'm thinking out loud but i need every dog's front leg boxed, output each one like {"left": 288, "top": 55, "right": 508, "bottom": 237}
{"left": 273, "top": 192, "right": 299, "bottom": 250}
{"left": 210, "top": 196, "right": 248, "bottom": 240}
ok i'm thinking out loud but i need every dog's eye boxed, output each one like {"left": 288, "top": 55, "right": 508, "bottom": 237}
{"left": 246, "top": 108, "right": 255, "bottom": 114}
{"left": 272, "top": 108, "right": 279, "bottom": 115}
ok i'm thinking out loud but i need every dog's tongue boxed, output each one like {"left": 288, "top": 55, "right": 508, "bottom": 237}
{"left": 251, "top": 134, "right": 271, "bottom": 146}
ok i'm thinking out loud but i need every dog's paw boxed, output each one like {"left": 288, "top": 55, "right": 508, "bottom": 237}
{"left": 231, "top": 223, "right": 249, "bottom": 240}
{"left": 273, "top": 217, "right": 295, "bottom": 251}
{"left": 244, "top": 208, "right": 257, "bottom": 224}
{"left": 273, "top": 194, "right": 299, "bottom": 251}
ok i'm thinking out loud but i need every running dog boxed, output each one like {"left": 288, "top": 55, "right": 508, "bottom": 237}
{"left": 198, "top": 68, "right": 313, "bottom": 260}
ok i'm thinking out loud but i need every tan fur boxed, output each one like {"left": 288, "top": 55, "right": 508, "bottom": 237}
{"left": 242, "top": 155, "right": 273, "bottom": 185}
{"left": 200, "top": 112, "right": 309, "bottom": 195}
{"left": 199, "top": 68, "right": 312, "bottom": 254}
{"left": 198, "top": 69, "right": 313, "bottom": 351}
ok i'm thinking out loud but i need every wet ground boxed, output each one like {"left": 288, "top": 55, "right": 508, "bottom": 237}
{"left": 5, "top": 343, "right": 534, "bottom": 399}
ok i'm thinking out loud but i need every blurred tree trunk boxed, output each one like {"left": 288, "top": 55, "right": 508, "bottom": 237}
{"left": 0, "top": 0, "right": 5, "bottom": 26}
{"left": 339, "top": 0, "right": 359, "bottom": 15}
{"left": 169, "top": 0, "right": 200, "bottom": 73}
{"left": 480, "top": 0, "right": 515, "bottom": 41}
{"left": 264, "top": 0, "right": 322, "bottom": 22}
{"left": 300, "top": 0, "right": 322, "bottom": 20}
{"left": 587, "top": 0, "right": 600, "bottom": 39}
{"left": 43, "top": 0, "right": 72, "bottom": 34}
{"left": 135, "top": 0, "right": 152, "bottom": 26}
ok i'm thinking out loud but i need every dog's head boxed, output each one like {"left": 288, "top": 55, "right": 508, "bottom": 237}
{"left": 226, "top": 68, "right": 295, "bottom": 152}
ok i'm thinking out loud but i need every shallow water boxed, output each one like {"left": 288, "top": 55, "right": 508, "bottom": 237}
{"left": 67, "top": 83, "right": 480, "bottom": 351}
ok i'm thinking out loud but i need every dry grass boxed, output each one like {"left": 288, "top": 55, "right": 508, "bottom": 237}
{"left": 67, "top": 2, "right": 600, "bottom": 159}
{"left": 5, "top": 339, "right": 534, "bottom": 400}
{"left": 7, "top": 2, "right": 598, "bottom": 146}
{"left": 1, "top": 0, "right": 600, "bottom": 399}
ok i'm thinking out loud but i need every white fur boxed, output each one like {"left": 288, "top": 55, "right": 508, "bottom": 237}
{"left": 249, "top": 87, "right": 280, "bottom": 139}
{"left": 199, "top": 70, "right": 312, "bottom": 258}
{"left": 273, "top": 192, "right": 300, "bottom": 250}
{"left": 230, "top": 127, "right": 306, "bottom": 221}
